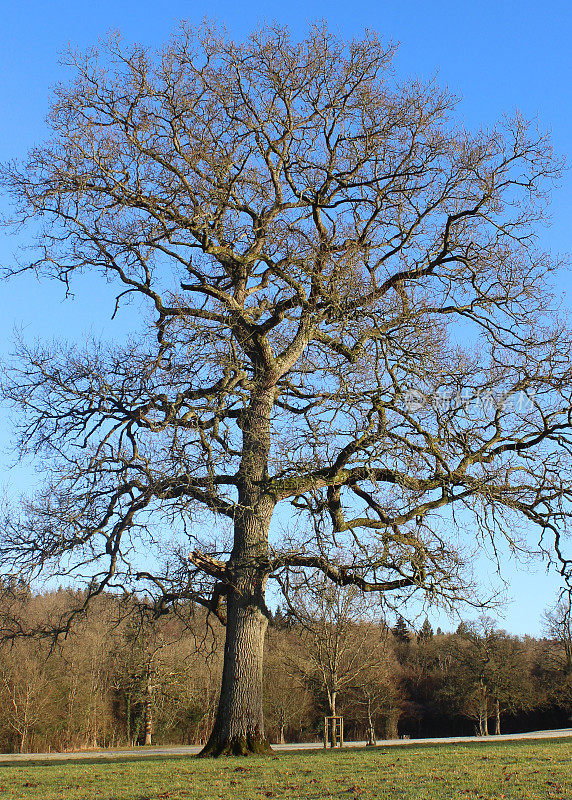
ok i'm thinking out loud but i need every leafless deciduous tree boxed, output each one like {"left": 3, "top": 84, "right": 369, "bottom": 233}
{"left": 263, "top": 624, "right": 313, "bottom": 745}
{"left": 2, "top": 23, "right": 572, "bottom": 755}
{"left": 285, "top": 580, "right": 387, "bottom": 725}
{"left": 544, "top": 594, "right": 572, "bottom": 675}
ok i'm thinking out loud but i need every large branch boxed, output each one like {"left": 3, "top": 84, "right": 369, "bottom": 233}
{"left": 271, "top": 554, "right": 416, "bottom": 593}
{"left": 271, "top": 465, "right": 435, "bottom": 500}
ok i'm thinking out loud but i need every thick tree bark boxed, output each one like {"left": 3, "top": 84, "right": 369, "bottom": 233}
{"left": 200, "top": 386, "right": 275, "bottom": 756}
{"left": 200, "top": 567, "right": 271, "bottom": 755}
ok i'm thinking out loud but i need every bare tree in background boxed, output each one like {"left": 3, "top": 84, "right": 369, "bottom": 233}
{"left": 286, "top": 580, "right": 386, "bottom": 725}
{"left": 0, "top": 641, "right": 48, "bottom": 753}
{"left": 544, "top": 594, "right": 572, "bottom": 675}
{"left": 346, "top": 625, "right": 401, "bottom": 744}
{"left": 2, "top": 23, "right": 572, "bottom": 755}
{"left": 263, "top": 624, "right": 312, "bottom": 745}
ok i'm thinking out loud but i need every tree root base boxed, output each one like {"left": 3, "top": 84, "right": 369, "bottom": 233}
{"left": 198, "top": 734, "right": 273, "bottom": 757}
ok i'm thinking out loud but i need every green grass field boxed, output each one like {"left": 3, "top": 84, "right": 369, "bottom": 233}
{"left": 0, "top": 739, "right": 570, "bottom": 800}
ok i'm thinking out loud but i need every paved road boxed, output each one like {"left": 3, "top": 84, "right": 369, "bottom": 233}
{"left": 0, "top": 728, "right": 570, "bottom": 764}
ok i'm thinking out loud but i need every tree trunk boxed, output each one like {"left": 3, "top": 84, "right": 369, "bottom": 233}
{"left": 494, "top": 699, "right": 501, "bottom": 735}
{"left": 482, "top": 711, "right": 489, "bottom": 736}
{"left": 330, "top": 690, "right": 337, "bottom": 717}
{"left": 144, "top": 668, "right": 153, "bottom": 746}
{"left": 478, "top": 681, "right": 488, "bottom": 736}
{"left": 366, "top": 696, "right": 376, "bottom": 746}
{"left": 200, "top": 568, "right": 271, "bottom": 755}
{"left": 200, "top": 385, "right": 277, "bottom": 756}
{"left": 328, "top": 689, "right": 338, "bottom": 747}
{"left": 125, "top": 691, "right": 131, "bottom": 745}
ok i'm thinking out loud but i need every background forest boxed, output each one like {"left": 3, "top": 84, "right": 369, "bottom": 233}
{"left": 0, "top": 586, "right": 570, "bottom": 754}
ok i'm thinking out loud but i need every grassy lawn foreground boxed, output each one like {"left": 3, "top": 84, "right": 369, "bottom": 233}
{"left": 0, "top": 739, "right": 570, "bottom": 800}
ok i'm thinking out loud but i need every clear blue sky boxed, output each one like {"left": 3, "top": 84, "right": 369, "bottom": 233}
{"left": 1, "top": 0, "right": 571, "bottom": 635}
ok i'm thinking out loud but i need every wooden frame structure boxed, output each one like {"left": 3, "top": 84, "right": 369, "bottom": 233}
{"left": 323, "top": 715, "right": 344, "bottom": 748}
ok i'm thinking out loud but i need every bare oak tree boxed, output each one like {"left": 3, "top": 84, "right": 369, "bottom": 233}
{"left": 2, "top": 23, "right": 572, "bottom": 755}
